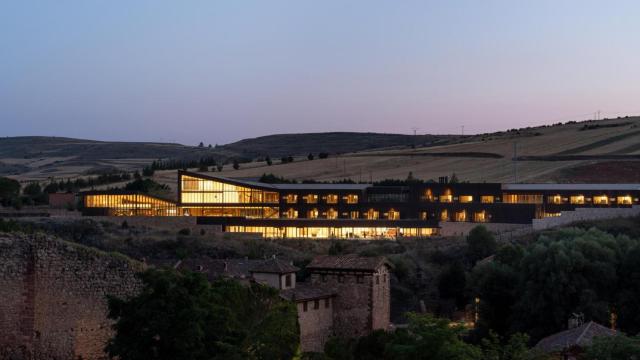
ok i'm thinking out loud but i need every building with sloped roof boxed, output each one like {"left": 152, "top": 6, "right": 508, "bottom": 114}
{"left": 534, "top": 321, "right": 616, "bottom": 359}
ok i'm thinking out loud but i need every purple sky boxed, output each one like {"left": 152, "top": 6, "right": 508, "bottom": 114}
{"left": 2, "top": 1, "right": 640, "bottom": 145}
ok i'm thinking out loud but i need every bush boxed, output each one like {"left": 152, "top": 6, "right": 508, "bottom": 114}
{"left": 466, "top": 225, "right": 497, "bottom": 264}
{"left": 177, "top": 228, "right": 191, "bottom": 236}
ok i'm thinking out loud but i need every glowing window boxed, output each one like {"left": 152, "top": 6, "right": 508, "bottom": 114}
{"left": 481, "top": 196, "right": 494, "bottom": 203}
{"left": 617, "top": 195, "right": 633, "bottom": 205}
{"left": 284, "top": 194, "right": 298, "bottom": 204}
{"left": 285, "top": 208, "right": 298, "bottom": 219}
{"left": 387, "top": 209, "right": 400, "bottom": 220}
{"left": 307, "top": 208, "right": 319, "bottom": 219}
{"left": 455, "top": 210, "right": 467, "bottom": 222}
{"left": 548, "top": 195, "right": 563, "bottom": 204}
{"left": 440, "top": 209, "right": 449, "bottom": 221}
{"left": 325, "top": 194, "right": 338, "bottom": 204}
{"left": 459, "top": 195, "right": 473, "bottom": 203}
{"left": 304, "top": 194, "right": 318, "bottom": 204}
{"left": 365, "top": 209, "right": 379, "bottom": 220}
{"left": 349, "top": 211, "right": 359, "bottom": 219}
{"left": 570, "top": 195, "right": 585, "bottom": 204}
{"left": 474, "top": 211, "right": 487, "bottom": 222}
{"left": 593, "top": 195, "right": 609, "bottom": 205}
{"left": 424, "top": 189, "right": 434, "bottom": 202}
{"left": 326, "top": 208, "right": 338, "bottom": 219}
{"left": 344, "top": 194, "right": 359, "bottom": 204}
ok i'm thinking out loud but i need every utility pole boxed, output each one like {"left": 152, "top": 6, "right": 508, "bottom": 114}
{"left": 411, "top": 127, "right": 419, "bottom": 148}
{"left": 461, "top": 125, "right": 465, "bottom": 136}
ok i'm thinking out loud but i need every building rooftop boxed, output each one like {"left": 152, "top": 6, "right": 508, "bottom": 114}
{"left": 307, "top": 254, "right": 393, "bottom": 272}
{"left": 249, "top": 257, "right": 300, "bottom": 274}
{"left": 177, "top": 258, "right": 262, "bottom": 281}
{"left": 503, "top": 183, "right": 640, "bottom": 191}
{"left": 534, "top": 321, "right": 616, "bottom": 353}
{"left": 280, "top": 284, "right": 335, "bottom": 302}
{"left": 180, "top": 171, "right": 370, "bottom": 191}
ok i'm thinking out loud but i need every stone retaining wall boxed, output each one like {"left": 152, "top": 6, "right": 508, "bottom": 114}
{"left": 0, "top": 234, "right": 143, "bottom": 360}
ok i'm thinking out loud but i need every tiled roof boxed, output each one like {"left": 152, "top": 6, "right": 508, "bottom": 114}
{"left": 280, "top": 284, "right": 335, "bottom": 302}
{"left": 535, "top": 321, "right": 616, "bottom": 353}
{"left": 249, "top": 258, "right": 299, "bottom": 274}
{"left": 177, "top": 258, "right": 261, "bottom": 281}
{"left": 307, "top": 254, "right": 393, "bottom": 272}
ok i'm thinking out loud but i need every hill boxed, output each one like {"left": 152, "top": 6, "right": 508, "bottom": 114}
{"left": 210, "top": 116, "right": 640, "bottom": 183}
{"left": 0, "top": 133, "right": 455, "bottom": 181}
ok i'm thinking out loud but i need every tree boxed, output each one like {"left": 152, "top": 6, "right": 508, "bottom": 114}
{"left": 0, "top": 177, "right": 20, "bottom": 206}
{"left": 584, "top": 334, "right": 640, "bottom": 360}
{"left": 43, "top": 182, "right": 59, "bottom": 194}
{"left": 318, "top": 152, "right": 329, "bottom": 159}
{"left": 142, "top": 166, "right": 155, "bottom": 177}
{"left": 266, "top": 156, "right": 272, "bottom": 166}
{"left": 438, "top": 261, "right": 467, "bottom": 309}
{"left": 480, "top": 332, "right": 551, "bottom": 360}
{"left": 466, "top": 226, "right": 498, "bottom": 264}
{"left": 307, "top": 153, "right": 314, "bottom": 160}
{"left": 233, "top": 160, "right": 240, "bottom": 170}
{"left": 208, "top": 144, "right": 212, "bottom": 148}
{"left": 198, "top": 164, "right": 209, "bottom": 172}
{"left": 217, "top": 164, "right": 223, "bottom": 172}
{"left": 385, "top": 313, "right": 482, "bottom": 360}
{"left": 449, "top": 173, "right": 459, "bottom": 183}
{"left": 106, "top": 269, "right": 299, "bottom": 360}
{"left": 198, "top": 142, "right": 204, "bottom": 147}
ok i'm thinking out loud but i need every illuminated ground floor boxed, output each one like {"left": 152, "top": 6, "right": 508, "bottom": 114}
{"left": 198, "top": 218, "right": 439, "bottom": 239}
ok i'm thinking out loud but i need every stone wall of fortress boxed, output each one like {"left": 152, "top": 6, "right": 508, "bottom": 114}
{"left": 0, "top": 234, "right": 143, "bottom": 360}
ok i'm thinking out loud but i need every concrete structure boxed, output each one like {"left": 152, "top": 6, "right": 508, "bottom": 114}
{"left": 0, "top": 234, "right": 143, "bottom": 360}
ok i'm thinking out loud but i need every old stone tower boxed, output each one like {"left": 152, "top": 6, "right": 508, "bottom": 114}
{"left": 306, "top": 255, "right": 392, "bottom": 339}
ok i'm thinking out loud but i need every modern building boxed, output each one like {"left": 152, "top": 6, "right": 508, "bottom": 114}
{"left": 80, "top": 170, "right": 640, "bottom": 240}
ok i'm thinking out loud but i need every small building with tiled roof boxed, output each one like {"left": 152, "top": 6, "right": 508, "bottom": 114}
{"left": 535, "top": 321, "right": 616, "bottom": 359}
{"left": 250, "top": 257, "right": 299, "bottom": 290}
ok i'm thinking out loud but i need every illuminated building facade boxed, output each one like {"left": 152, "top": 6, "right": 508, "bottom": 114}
{"left": 81, "top": 171, "right": 640, "bottom": 239}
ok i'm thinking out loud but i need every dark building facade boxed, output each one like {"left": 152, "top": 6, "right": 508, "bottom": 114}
{"left": 81, "top": 171, "right": 640, "bottom": 239}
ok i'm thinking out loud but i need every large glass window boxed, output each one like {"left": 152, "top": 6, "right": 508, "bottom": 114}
{"left": 84, "top": 194, "right": 177, "bottom": 216}
{"left": 326, "top": 208, "right": 338, "bottom": 219}
{"left": 180, "top": 175, "right": 278, "bottom": 204}
{"left": 503, "top": 194, "right": 543, "bottom": 204}
{"left": 307, "top": 208, "right": 319, "bottom": 219}
{"left": 387, "top": 209, "right": 400, "bottom": 220}
{"left": 548, "top": 195, "right": 563, "bottom": 204}
{"left": 440, "top": 189, "right": 453, "bottom": 203}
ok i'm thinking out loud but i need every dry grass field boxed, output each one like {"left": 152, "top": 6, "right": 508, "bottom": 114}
{"left": 211, "top": 117, "right": 640, "bottom": 183}
{"left": 4, "top": 117, "right": 640, "bottom": 185}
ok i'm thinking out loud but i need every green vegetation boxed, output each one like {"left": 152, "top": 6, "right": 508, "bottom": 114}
{"left": 0, "top": 176, "right": 21, "bottom": 207}
{"left": 124, "top": 178, "right": 171, "bottom": 197}
{"left": 320, "top": 314, "right": 549, "bottom": 360}
{"left": 472, "top": 227, "right": 640, "bottom": 341}
{"left": 584, "top": 334, "right": 640, "bottom": 359}
{"left": 106, "top": 268, "right": 299, "bottom": 360}
{"left": 466, "top": 225, "right": 498, "bottom": 264}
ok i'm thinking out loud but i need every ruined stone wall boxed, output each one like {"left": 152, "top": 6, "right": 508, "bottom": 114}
{"left": 0, "top": 234, "right": 143, "bottom": 360}
{"left": 310, "top": 271, "right": 374, "bottom": 339}
{"left": 296, "top": 299, "right": 334, "bottom": 353}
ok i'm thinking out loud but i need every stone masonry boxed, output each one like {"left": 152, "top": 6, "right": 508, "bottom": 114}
{"left": 0, "top": 234, "right": 143, "bottom": 360}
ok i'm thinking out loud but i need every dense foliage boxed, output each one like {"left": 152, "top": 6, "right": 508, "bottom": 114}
{"left": 584, "top": 334, "right": 640, "bottom": 359}
{"left": 320, "top": 313, "right": 549, "bottom": 360}
{"left": 106, "top": 269, "right": 299, "bottom": 360}
{"left": 472, "top": 227, "right": 640, "bottom": 341}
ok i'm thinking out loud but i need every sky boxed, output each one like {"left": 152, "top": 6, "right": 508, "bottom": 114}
{"left": 2, "top": 1, "right": 640, "bottom": 145}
